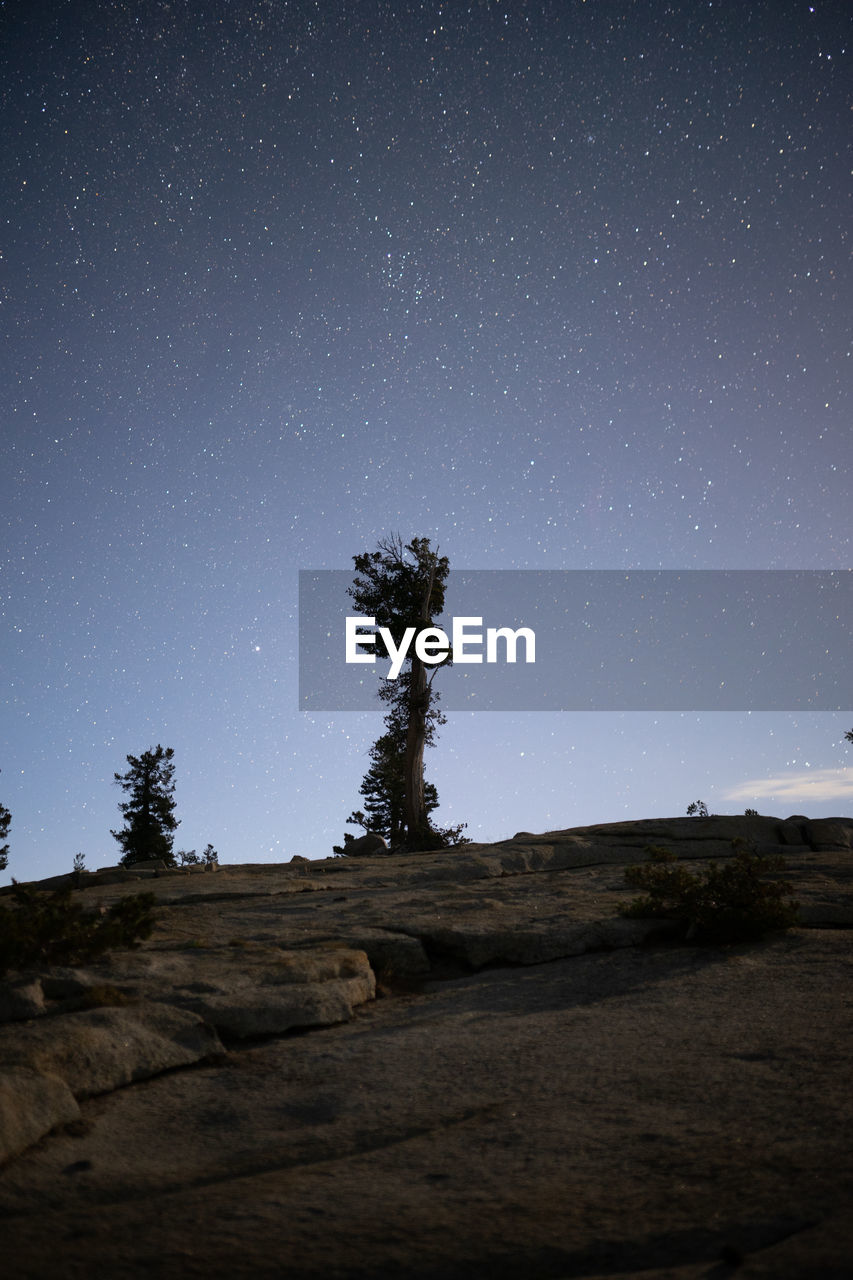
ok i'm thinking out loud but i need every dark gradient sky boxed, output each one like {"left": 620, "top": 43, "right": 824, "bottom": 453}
{"left": 2, "top": 0, "right": 851, "bottom": 882}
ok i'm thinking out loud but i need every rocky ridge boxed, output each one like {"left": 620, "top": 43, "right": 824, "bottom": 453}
{"left": 1, "top": 814, "right": 852, "bottom": 1279}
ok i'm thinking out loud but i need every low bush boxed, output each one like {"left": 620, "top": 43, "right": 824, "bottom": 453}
{"left": 619, "top": 840, "right": 799, "bottom": 943}
{"left": 0, "top": 886, "right": 156, "bottom": 975}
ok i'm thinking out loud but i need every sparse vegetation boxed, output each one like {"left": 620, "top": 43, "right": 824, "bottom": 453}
{"left": 686, "top": 800, "right": 709, "bottom": 817}
{"left": 619, "top": 840, "right": 799, "bottom": 943}
{"left": 0, "top": 886, "right": 156, "bottom": 976}
{"left": 177, "top": 843, "right": 219, "bottom": 868}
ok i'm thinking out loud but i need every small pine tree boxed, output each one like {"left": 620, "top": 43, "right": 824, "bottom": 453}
{"left": 111, "top": 745, "right": 179, "bottom": 867}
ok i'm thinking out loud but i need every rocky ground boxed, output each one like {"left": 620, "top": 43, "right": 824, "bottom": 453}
{"left": 1, "top": 815, "right": 851, "bottom": 1279}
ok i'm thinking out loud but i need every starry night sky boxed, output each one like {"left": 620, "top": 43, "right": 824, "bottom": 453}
{"left": 2, "top": 0, "right": 851, "bottom": 883}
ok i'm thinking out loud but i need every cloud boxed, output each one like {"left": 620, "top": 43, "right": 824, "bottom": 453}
{"left": 725, "top": 768, "right": 853, "bottom": 805}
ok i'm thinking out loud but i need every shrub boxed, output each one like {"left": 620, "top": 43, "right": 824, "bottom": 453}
{"left": 179, "top": 844, "right": 219, "bottom": 867}
{"left": 0, "top": 886, "right": 156, "bottom": 975}
{"left": 686, "top": 800, "right": 709, "bottom": 817}
{"left": 619, "top": 840, "right": 799, "bottom": 943}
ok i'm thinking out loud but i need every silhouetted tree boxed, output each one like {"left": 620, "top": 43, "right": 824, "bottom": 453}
{"left": 111, "top": 745, "right": 179, "bottom": 867}
{"left": 347, "top": 534, "right": 459, "bottom": 850}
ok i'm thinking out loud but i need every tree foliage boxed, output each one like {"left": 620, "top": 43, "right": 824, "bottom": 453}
{"left": 111, "top": 745, "right": 179, "bottom": 867}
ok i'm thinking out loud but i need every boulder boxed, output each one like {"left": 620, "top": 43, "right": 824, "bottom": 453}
{"left": 800, "top": 818, "right": 853, "bottom": 852}
{"left": 0, "top": 946, "right": 377, "bottom": 1046}
{"left": 0, "top": 1002, "right": 222, "bottom": 1099}
{"left": 145, "top": 945, "right": 376, "bottom": 1039}
{"left": 0, "top": 1067, "right": 79, "bottom": 1165}
{"left": 0, "top": 977, "right": 46, "bottom": 1024}
{"left": 342, "top": 831, "right": 389, "bottom": 857}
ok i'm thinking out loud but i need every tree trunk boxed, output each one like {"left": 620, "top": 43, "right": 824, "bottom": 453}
{"left": 402, "top": 559, "right": 437, "bottom": 848}
{"left": 403, "top": 655, "right": 428, "bottom": 845}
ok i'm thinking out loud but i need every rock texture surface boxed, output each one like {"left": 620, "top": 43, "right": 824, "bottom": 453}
{"left": 1, "top": 814, "right": 852, "bottom": 1279}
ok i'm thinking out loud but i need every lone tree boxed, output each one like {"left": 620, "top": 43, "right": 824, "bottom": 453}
{"left": 111, "top": 745, "right": 179, "bottom": 867}
{"left": 346, "top": 534, "right": 462, "bottom": 851}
